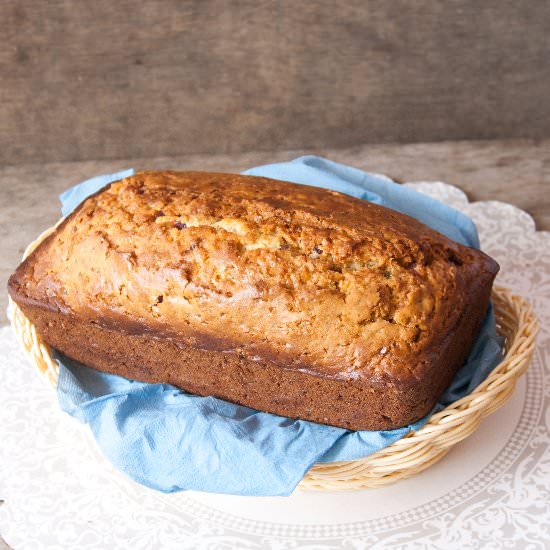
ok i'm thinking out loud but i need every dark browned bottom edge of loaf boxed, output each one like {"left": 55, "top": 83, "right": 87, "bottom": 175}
{"left": 18, "top": 288, "right": 491, "bottom": 431}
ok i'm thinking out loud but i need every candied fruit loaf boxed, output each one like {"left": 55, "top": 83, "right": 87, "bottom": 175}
{"left": 8, "top": 171, "right": 499, "bottom": 430}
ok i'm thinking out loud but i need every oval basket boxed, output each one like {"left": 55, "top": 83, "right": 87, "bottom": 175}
{"left": 8, "top": 224, "right": 538, "bottom": 491}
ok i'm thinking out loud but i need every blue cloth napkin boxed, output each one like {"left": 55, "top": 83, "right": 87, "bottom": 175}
{"left": 55, "top": 159, "right": 503, "bottom": 496}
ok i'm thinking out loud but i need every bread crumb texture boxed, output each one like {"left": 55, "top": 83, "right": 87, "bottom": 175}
{"left": 25, "top": 171, "right": 497, "bottom": 382}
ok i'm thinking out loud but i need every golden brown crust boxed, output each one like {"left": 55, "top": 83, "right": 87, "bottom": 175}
{"left": 8, "top": 171, "right": 499, "bottom": 429}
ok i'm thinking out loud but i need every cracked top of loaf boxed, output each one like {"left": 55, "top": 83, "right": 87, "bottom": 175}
{"left": 9, "top": 171, "right": 499, "bottom": 386}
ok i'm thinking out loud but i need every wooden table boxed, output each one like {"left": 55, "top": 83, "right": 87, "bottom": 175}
{"left": 1, "top": 138, "right": 549, "bottom": 325}
{"left": 0, "top": 136, "right": 549, "bottom": 548}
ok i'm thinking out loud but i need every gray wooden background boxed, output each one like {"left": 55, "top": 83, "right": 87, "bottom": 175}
{"left": 2, "top": 0, "right": 550, "bottom": 166}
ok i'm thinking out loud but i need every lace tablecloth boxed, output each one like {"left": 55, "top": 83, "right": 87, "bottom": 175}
{"left": 1, "top": 182, "right": 549, "bottom": 549}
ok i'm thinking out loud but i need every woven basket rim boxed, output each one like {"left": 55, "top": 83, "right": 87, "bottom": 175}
{"left": 7, "top": 222, "right": 539, "bottom": 491}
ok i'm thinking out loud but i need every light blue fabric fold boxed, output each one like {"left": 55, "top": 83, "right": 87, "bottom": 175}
{"left": 244, "top": 157, "right": 479, "bottom": 248}
{"left": 55, "top": 159, "right": 503, "bottom": 496}
{"left": 60, "top": 169, "right": 135, "bottom": 217}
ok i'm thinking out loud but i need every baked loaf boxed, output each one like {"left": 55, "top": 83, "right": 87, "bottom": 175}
{"left": 8, "top": 171, "right": 499, "bottom": 430}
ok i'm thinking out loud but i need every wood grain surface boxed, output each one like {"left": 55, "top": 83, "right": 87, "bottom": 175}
{"left": 2, "top": 1, "right": 550, "bottom": 165}
{"left": 0, "top": 138, "right": 548, "bottom": 546}
{"left": 1, "top": 138, "right": 549, "bottom": 325}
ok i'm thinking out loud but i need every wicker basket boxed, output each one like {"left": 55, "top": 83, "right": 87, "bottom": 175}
{"left": 8, "top": 224, "right": 538, "bottom": 491}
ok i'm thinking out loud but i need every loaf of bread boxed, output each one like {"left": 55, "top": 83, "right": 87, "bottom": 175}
{"left": 8, "top": 171, "right": 499, "bottom": 430}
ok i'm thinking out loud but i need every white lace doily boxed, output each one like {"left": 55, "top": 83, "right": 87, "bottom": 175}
{"left": 1, "top": 182, "right": 549, "bottom": 549}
